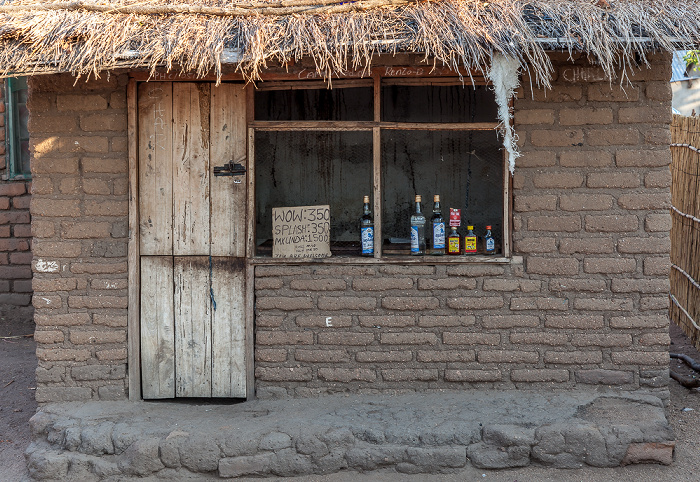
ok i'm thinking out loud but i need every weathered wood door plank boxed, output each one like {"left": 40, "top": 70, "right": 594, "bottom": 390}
{"left": 210, "top": 83, "right": 247, "bottom": 257}
{"left": 140, "top": 256, "right": 175, "bottom": 399}
{"left": 174, "top": 256, "right": 212, "bottom": 397}
{"left": 173, "top": 83, "right": 211, "bottom": 256}
{"left": 209, "top": 83, "right": 248, "bottom": 396}
{"left": 211, "top": 257, "right": 246, "bottom": 397}
{"left": 138, "top": 82, "right": 173, "bottom": 255}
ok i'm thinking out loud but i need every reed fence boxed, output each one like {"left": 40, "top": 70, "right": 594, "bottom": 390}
{"left": 670, "top": 114, "right": 700, "bottom": 350}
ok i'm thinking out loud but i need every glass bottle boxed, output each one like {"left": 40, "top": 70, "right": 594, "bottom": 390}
{"left": 360, "top": 195, "right": 374, "bottom": 256}
{"left": 484, "top": 225, "right": 496, "bottom": 255}
{"left": 430, "top": 195, "right": 445, "bottom": 255}
{"left": 410, "top": 195, "right": 426, "bottom": 255}
{"left": 463, "top": 225, "right": 477, "bottom": 255}
{"left": 447, "top": 226, "right": 461, "bottom": 255}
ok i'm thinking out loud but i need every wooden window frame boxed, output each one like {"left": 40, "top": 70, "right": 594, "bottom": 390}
{"left": 4, "top": 77, "right": 30, "bottom": 180}
{"left": 248, "top": 74, "right": 512, "bottom": 264}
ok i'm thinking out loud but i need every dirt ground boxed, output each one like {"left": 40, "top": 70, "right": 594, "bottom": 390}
{"left": 0, "top": 304, "right": 36, "bottom": 482}
{"left": 1, "top": 306, "right": 700, "bottom": 482}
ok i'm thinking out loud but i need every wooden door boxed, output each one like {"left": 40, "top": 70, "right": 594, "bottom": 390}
{"left": 137, "top": 82, "right": 247, "bottom": 399}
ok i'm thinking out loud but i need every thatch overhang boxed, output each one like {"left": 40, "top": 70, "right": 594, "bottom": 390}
{"left": 0, "top": 0, "right": 698, "bottom": 85}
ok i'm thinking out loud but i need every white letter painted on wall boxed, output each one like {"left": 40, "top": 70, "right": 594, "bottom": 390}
{"left": 35, "top": 259, "right": 59, "bottom": 273}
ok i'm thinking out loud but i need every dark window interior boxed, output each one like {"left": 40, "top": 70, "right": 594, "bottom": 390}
{"left": 5, "top": 77, "right": 30, "bottom": 178}
{"left": 381, "top": 84, "right": 498, "bottom": 123}
{"left": 255, "top": 131, "right": 373, "bottom": 254}
{"left": 255, "top": 87, "right": 373, "bottom": 121}
{"left": 381, "top": 129, "right": 503, "bottom": 253}
{"left": 254, "top": 80, "right": 503, "bottom": 257}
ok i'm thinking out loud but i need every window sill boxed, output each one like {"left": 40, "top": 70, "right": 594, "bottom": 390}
{"left": 1, "top": 173, "right": 31, "bottom": 181}
{"left": 250, "top": 255, "right": 520, "bottom": 265}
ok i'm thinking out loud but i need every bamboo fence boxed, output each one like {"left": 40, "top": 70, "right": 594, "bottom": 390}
{"left": 670, "top": 114, "right": 700, "bottom": 350}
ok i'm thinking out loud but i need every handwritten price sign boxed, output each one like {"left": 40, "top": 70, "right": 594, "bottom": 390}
{"left": 272, "top": 205, "right": 331, "bottom": 258}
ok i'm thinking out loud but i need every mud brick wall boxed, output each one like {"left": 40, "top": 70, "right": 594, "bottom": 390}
{"left": 0, "top": 79, "right": 33, "bottom": 310}
{"left": 28, "top": 74, "right": 129, "bottom": 402}
{"left": 255, "top": 54, "right": 672, "bottom": 400}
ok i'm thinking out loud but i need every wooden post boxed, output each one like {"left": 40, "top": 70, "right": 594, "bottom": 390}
{"left": 245, "top": 86, "right": 256, "bottom": 398}
{"left": 245, "top": 262, "right": 255, "bottom": 399}
{"left": 503, "top": 150, "right": 511, "bottom": 258}
{"left": 246, "top": 126, "right": 256, "bottom": 259}
{"left": 373, "top": 74, "right": 382, "bottom": 258}
{"left": 127, "top": 78, "right": 142, "bottom": 401}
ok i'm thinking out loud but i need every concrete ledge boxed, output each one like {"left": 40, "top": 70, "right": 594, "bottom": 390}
{"left": 25, "top": 390, "right": 674, "bottom": 480}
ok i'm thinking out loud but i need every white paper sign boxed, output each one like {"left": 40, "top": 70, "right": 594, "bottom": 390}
{"left": 272, "top": 205, "right": 331, "bottom": 258}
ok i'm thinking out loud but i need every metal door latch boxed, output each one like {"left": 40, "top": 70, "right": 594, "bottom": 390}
{"left": 214, "top": 161, "right": 246, "bottom": 178}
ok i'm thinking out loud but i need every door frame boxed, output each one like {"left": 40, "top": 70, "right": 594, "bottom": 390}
{"left": 127, "top": 78, "right": 255, "bottom": 401}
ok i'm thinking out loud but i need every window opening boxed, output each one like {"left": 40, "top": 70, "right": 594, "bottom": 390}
{"left": 4, "top": 77, "right": 30, "bottom": 180}
{"left": 252, "top": 76, "right": 508, "bottom": 259}
{"left": 255, "top": 130, "right": 373, "bottom": 255}
{"left": 381, "top": 129, "right": 503, "bottom": 255}
{"left": 380, "top": 84, "right": 497, "bottom": 123}
{"left": 255, "top": 84, "right": 373, "bottom": 121}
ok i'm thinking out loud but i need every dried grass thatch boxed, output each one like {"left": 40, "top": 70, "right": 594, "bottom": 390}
{"left": 0, "top": 0, "right": 698, "bottom": 84}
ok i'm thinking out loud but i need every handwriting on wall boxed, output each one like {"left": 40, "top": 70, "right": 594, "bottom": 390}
{"left": 34, "top": 259, "right": 59, "bottom": 273}
{"left": 296, "top": 69, "right": 365, "bottom": 80}
{"left": 272, "top": 205, "right": 331, "bottom": 258}
{"left": 294, "top": 66, "right": 458, "bottom": 80}
{"left": 561, "top": 66, "right": 607, "bottom": 83}
{"left": 383, "top": 66, "right": 454, "bottom": 77}
{"left": 152, "top": 72, "right": 198, "bottom": 81}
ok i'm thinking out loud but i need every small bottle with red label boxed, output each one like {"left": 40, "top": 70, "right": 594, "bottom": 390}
{"left": 447, "top": 209, "right": 461, "bottom": 255}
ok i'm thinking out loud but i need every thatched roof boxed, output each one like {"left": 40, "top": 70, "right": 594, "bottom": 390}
{"left": 0, "top": 0, "right": 698, "bottom": 84}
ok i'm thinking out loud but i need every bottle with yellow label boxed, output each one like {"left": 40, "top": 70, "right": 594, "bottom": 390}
{"left": 463, "top": 225, "right": 477, "bottom": 255}
{"left": 447, "top": 226, "right": 461, "bottom": 255}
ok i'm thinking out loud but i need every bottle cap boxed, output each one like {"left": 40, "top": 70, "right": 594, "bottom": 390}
{"left": 415, "top": 195, "right": 422, "bottom": 202}
{"left": 467, "top": 225, "right": 474, "bottom": 230}
{"left": 434, "top": 194, "right": 440, "bottom": 202}
{"left": 363, "top": 195, "right": 370, "bottom": 203}
{"left": 486, "top": 225, "right": 492, "bottom": 229}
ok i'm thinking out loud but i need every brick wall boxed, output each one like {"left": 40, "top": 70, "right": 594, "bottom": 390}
{"left": 254, "top": 54, "right": 672, "bottom": 400}
{"left": 28, "top": 74, "right": 129, "bottom": 402}
{"left": 0, "top": 79, "right": 33, "bottom": 315}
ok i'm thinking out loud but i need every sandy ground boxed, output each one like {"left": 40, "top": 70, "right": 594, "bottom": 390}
{"left": 1, "top": 305, "right": 699, "bottom": 481}
{"left": 0, "top": 305, "right": 36, "bottom": 482}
